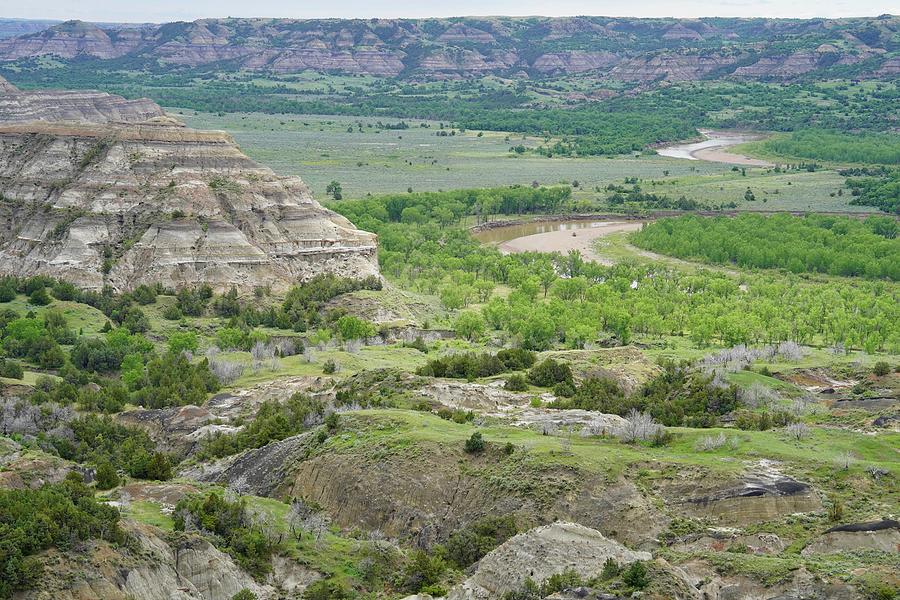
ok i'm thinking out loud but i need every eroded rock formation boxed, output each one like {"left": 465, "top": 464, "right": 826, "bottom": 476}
{"left": 0, "top": 80, "right": 378, "bottom": 292}
{"left": 445, "top": 522, "right": 651, "bottom": 600}
{"left": 0, "top": 16, "right": 896, "bottom": 82}
{"left": 19, "top": 522, "right": 279, "bottom": 600}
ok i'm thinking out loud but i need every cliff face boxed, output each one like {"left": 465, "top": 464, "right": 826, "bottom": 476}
{"left": 0, "top": 81, "right": 164, "bottom": 123}
{"left": 0, "top": 16, "right": 897, "bottom": 82}
{"left": 0, "top": 83, "right": 378, "bottom": 293}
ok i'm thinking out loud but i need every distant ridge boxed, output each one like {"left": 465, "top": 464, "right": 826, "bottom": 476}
{"left": 0, "top": 15, "right": 896, "bottom": 82}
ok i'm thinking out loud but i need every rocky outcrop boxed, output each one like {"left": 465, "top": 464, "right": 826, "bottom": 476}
{"left": 0, "top": 90, "right": 378, "bottom": 292}
{"left": 445, "top": 522, "right": 651, "bottom": 600}
{"left": 532, "top": 52, "right": 621, "bottom": 75}
{"left": 610, "top": 54, "right": 735, "bottom": 82}
{"left": 680, "top": 560, "right": 867, "bottom": 600}
{"left": 664, "top": 461, "right": 821, "bottom": 526}
{"left": 0, "top": 74, "right": 17, "bottom": 93}
{"left": 876, "top": 56, "right": 900, "bottom": 76}
{"left": 0, "top": 16, "right": 896, "bottom": 81}
{"left": 732, "top": 51, "right": 821, "bottom": 79}
{"left": 0, "top": 85, "right": 164, "bottom": 123}
{"left": 189, "top": 431, "right": 316, "bottom": 496}
{"left": 20, "top": 522, "right": 275, "bottom": 600}
{"left": 802, "top": 520, "right": 900, "bottom": 555}
{"left": 117, "top": 376, "right": 330, "bottom": 453}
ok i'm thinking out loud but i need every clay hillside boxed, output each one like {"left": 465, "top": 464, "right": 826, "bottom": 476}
{"left": 0, "top": 75, "right": 378, "bottom": 293}
{"left": 0, "top": 15, "right": 897, "bottom": 81}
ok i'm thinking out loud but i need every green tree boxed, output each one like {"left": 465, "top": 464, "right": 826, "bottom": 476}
{"left": 335, "top": 315, "right": 376, "bottom": 341}
{"left": 325, "top": 180, "right": 343, "bottom": 200}
{"left": 94, "top": 461, "right": 119, "bottom": 490}
{"left": 454, "top": 311, "right": 485, "bottom": 341}
{"left": 168, "top": 331, "right": 199, "bottom": 355}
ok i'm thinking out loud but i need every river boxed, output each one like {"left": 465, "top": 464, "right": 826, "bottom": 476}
{"left": 657, "top": 130, "right": 772, "bottom": 167}
{"left": 473, "top": 219, "right": 645, "bottom": 263}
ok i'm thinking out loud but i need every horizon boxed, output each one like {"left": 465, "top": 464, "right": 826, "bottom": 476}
{"left": 3, "top": 0, "right": 899, "bottom": 24}
{"left": 3, "top": 13, "right": 900, "bottom": 25}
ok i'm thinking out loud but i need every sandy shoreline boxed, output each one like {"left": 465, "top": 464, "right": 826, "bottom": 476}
{"left": 658, "top": 130, "right": 772, "bottom": 167}
{"left": 498, "top": 221, "right": 644, "bottom": 263}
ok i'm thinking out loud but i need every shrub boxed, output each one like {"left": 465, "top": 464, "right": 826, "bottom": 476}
{"left": 695, "top": 432, "right": 728, "bottom": 452}
{"left": 127, "top": 450, "right": 173, "bottom": 481}
{"left": 176, "top": 286, "right": 211, "bottom": 317}
{"left": 872, "top": 361, "right": 891, "bottom": 376}
{"left": 94, "top": 461, "right": 119, "bottom": 490}
{"left": 496, "top": 348, "right": 536, "bottom": 370}
{"left": 47, "top": 414, "right": 165, "bottom": 477}
{"left": 0, "top": 358, "right": 24, "bottom": 379}
{"left": 601, "top": 557, "right": 621, "bottom": 580}
{"left": 551, "top": 376, "right": 622, "bottom": 412}
{"left": 131, "top": 284, "right": 158, "bottom": 305}
{"left": 208, "top": 355, "right": 245, "bottom": 385}
{"left": 0, "top": 474, "right": 123, "bottom": 598}
{"left": 130, "top": 352, "right": 219, "bottom": 409}
{"left": 552, "top": 380, "right": 576, "bottom": 398}
{"left": 162, "top": 304, "right": 183, "bottom": 320}
{"left": 28, "top": 287, "right": 51, "bottom": 306}
{"left": 201, "top": 394, "right": 326, "bottom": 459}
{"left": 504, "top": 373, "right": 528, "bottom": 391}
{"left": 401, "top": 550, "right": 447, "bottom": 593}
{"left": 70, "top": 337, "right": 123, "bottom": 372}
{"left": 0, "top": 280, "right": 16, "bottom": 302}
{"left": 527, "top": 359, "right": 572, "bottom": 387}
{"left": 464, "top": 431, "right": 485, "bottom": 454}
{"left": 617, "top": 410, "right": 666, "bottom": 444}
{"left": 213, "top": 287, "right": 241, "bottom": 317}
{"left": 734, "top": 409, "right": 794, "bottom": 431}
{"left": 416, "top": 352, "right": 509, "bottom": 380}
{"left": 232, "top": 590, "right": 257, "bottom": 600}
{"left": 323, "top": 359, "right": 337, "bottom": 374}
{"left": 51, "top": 281, "right": 77, "bottom": 301}
{"left": 828, "top": 497, "right": 844, "bottom": 523}
{"left": 443, "top": 515, "right": 518, "bottom": 568}
{"left": 302, "top": 580, "right": 350, "bottom": 600}
{"left": 622, "top": 561, "right": 649, "bottom": 589}
{"left": 785, "top": 422, "right": 810, "bottom": 441}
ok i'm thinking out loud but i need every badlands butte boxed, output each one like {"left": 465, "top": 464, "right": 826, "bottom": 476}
{"left": 0, "top": 76, "right": 377, "bottom": 291}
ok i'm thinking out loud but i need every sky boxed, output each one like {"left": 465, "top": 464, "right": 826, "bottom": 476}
{"left": 3, "top": 0, "right": 897, "bottom": 23}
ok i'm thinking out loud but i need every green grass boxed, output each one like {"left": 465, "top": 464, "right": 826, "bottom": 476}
{"left": 0, "top": 370, "right": 59, "bottom": 386}
{"left": 334, "top": 409, "right": 900, "bottom": 479}
{"left": 178, "top": 111, "right": 730, "bottom": 199}
{"left": 243, "top": 496, "right": 374, "bottom": 583}
{"left": 225, "top": 344, "right": 431, "bottom": 388}
{"left": 1, "top": 295, "right": 109, "bottom": 335}
{"left": 725, "top": 370, "right": 799, "bottom": 394}
{"left": 125, "top": 500, "right": 174, "bottom": 530}
{"left": 178, "top": 111, "right": 872, "bottom": 214}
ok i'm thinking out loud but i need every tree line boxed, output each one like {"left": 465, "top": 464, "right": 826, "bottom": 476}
{"left": 630, "top": 214, "right": 900, "bottom": 281}
{"left": 763, "top": 130, "right": 900, "bottom": 165}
